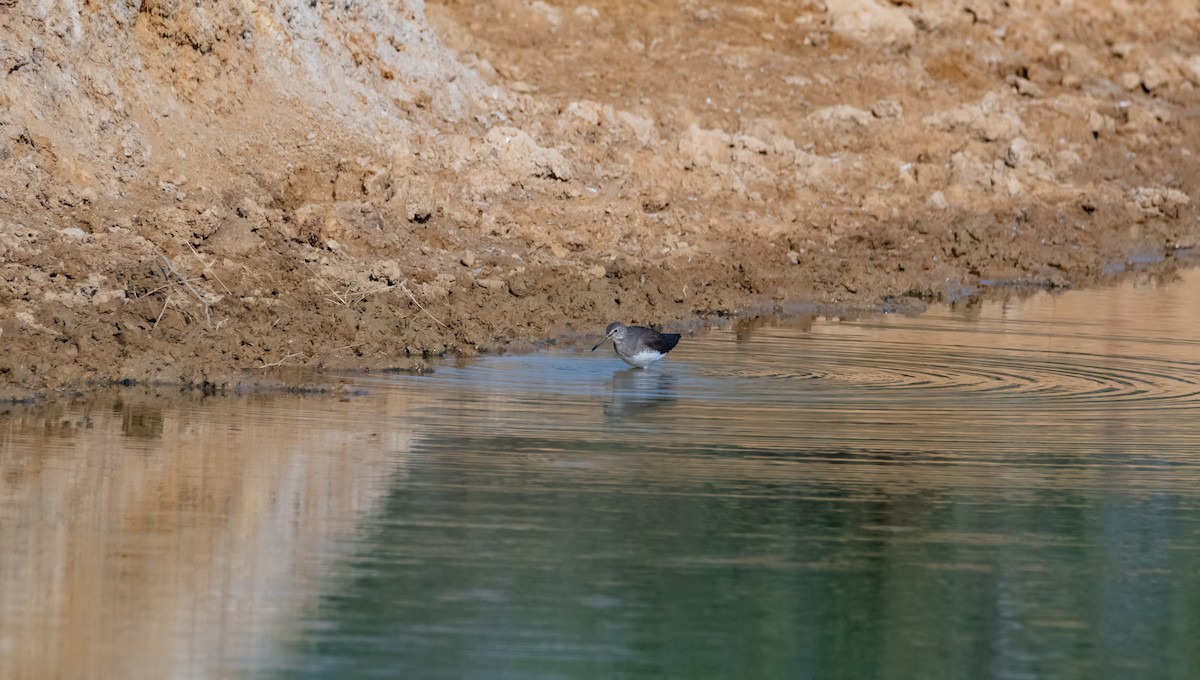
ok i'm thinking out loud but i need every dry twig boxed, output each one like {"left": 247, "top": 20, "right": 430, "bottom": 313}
{"left": 155, "top": 249, "right": 211, "bottom": 328}
{"left": 304, "top": 263, "right": 394, "bottom": 307}
{"left": 152, "top": 292, "right": 172, "bottom": 329}
{"left": 306, "top": 263, "right": 350, "bottom": 306}
{"left": 187, "top": 243, "right": 232, "bottom": 294}
{"left": 257, "top": 352, "right": 305, "bottom": 369}
{"left": 399, "top": 278, "right": 449, "bottom": 329}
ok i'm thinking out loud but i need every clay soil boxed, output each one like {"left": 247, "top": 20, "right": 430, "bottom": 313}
{"left": 2, "top": 0, "right": 1199, "bottom": 397}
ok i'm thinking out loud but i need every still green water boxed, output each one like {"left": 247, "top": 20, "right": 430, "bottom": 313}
{"left": 3, "top": 269, "right": 1200, "bottom": 679}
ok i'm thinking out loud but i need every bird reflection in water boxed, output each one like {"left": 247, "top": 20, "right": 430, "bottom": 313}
{"left": 604, "top": 368, "right": 678, "bottom": 420}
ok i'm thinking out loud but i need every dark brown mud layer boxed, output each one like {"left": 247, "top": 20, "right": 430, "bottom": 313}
{"left": 2, "top": 0, "right": 1199, "bottom": 397}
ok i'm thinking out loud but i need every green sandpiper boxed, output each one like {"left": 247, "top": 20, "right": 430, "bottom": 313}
{"left": 591, "top": 322, "right": 681, "bottom": 368}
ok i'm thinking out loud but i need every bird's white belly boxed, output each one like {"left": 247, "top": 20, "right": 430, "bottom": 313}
{"left": 621, "top": 348, "right": 664, "bottom": 367}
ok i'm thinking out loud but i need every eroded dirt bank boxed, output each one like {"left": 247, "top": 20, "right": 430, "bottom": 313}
{"left": 2, "top": 0, "right": 1198, "bottom": 396}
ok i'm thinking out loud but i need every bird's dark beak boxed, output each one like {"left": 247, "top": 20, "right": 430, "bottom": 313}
{"left": 591, "top": 330, "right": 615, "bottom": 351}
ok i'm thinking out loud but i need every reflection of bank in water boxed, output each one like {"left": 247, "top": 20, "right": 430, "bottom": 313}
{"left": 0, "top": 388, "right": 413, "bottom": 680}
{"left": 114, "top": 398, "right": 164, "bottom": 439}
{"left": 605, "top": 368, "right": 678, "bottom": 420}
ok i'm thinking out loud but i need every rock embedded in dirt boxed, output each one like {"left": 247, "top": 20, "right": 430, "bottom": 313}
{"left": 1119, "top": 72, "right": 1144, "bottom": 91}
{"left": 871, "top": 100, "right": 903, "bottom": 119}
{"left": 826, "top": 0, "right": 918, "bottom": 48}
{"left": 474, "top": 278, "right": 506, "bottom": 290}
{"left": 1181, "top": 55, "right": 1200, "bottom": 86}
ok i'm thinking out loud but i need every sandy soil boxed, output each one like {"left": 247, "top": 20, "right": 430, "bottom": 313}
{"left": 2, "top": 0, "right": 1198, "bottom": 397}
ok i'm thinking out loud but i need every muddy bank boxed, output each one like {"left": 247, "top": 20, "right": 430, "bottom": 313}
{"left": 2, "top": 0, "right": 1198, "bottom": 396}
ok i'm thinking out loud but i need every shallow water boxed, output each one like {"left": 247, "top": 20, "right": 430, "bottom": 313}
{"left": 4, "top": 269, "right": 1200, "bottom": 679}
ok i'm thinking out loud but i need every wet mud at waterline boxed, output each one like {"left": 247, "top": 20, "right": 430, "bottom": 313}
{"left": 2, "top": 0, "right": 1200, "bottom": 396}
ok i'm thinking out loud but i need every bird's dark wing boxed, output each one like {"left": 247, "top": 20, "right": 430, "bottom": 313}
{"left": 647, "top": 333, "right": 681, "bottom": 353}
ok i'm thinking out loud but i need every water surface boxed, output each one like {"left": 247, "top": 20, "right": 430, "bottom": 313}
{"left": 4, "top": 269, "right": 1200, "bottom": 679}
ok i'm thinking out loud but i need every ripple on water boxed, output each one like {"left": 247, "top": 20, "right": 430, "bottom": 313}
{"left": 706, "top": 336, "right": 1200, "bottom": 412}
